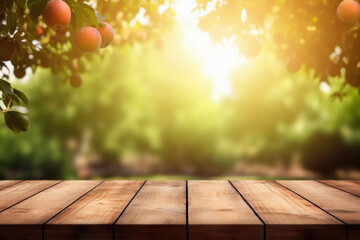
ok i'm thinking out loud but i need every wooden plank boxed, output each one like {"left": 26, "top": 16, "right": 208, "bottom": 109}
{"left": 0, "top": 180, "right": 60, "bottom": 212}
{"left": 0, "top": 180, "right": 101, "bottom": 240}
{"left": 319, "top": 180, "right": 360, "bottom": 197}
{"left": 278, "top": 180, "right": 360, "bottom": 240}
{"left": 45, "top": 180, "right": 144, "bottom": 240}
{"left": 188, "top": 180, "right": 263, "bottom": 240}
{"left": 115, "top": 181, "right": 186, "bottom": 240}
{"left": 231, "top": 180, "right": 345, "bottom": 240}
{"left": 0, "top": 180, "right": 22, "bottom": 191}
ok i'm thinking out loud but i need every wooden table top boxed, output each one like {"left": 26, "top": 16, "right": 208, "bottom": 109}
{"left": 0, "top": 180, "right": 359, "bottom": 240}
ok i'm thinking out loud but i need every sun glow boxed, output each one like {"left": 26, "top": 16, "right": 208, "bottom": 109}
{"left": 172, "top": 0, "right": 246, "bottom": 102}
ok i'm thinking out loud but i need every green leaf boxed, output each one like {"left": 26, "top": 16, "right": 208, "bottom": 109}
{"left": 73, "top": 6, "right": 89, "bottom": 27}
{"left": 13, "top": 88, "right": 29, "bottom": 106}
{"left": 67, "top": 1, "right": 82, "bottom": 30}
{"left": 0, "top": 79, "right": 11, "bottom": 88}
{"left": 2, "top": 94, "right": 12, "bottom": 108}
{"left": 10, "top": 94, "right": 20, "bottom": 105}
{"left": 72, "top": 9, "right": 82, "bottom": 31}
{"left": 79, "top": 3, "right": 99, "bottom": 28}
{"left": 0, "top": 79, "right": 13, "bottom": 95}
{"left": 27, "top": 0, "right": 49, "bottom": 19}
{"left": 68, "top": 1, "right": 99, "bottom": 29}
{"left": 7, "top": 11, "right": 17, "bottom": 34}
{"left": 10, "top": 105, "right": 29, "bottom": 114}
{"left": 4, "top": 107, "right": 30, "bottom": 134}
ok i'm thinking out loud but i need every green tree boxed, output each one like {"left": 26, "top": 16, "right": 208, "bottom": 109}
{"left": 0, "top": 0, "right": 174, "bottom": 133}
{"left": 198, "top": 0, "right": 360, "bottom": 94}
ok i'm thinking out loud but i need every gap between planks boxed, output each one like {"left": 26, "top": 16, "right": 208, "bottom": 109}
{"left": 317, "top": 180, "right": 360, "bottom": 198}
{"left": 112, "top": 180, "right": 147, "bottom": 240}
{"left": 275, "top": 181, "right": 349, "bottom": 240}
{"left": 228, "top": 180, "right": 266, "bottom": 240}
{"left": 42, "top": 181, "right": 104, "bottom": 240}
{"left": 0, "top": 180, "right": 356, "bottom": 240}
{"left": 0, "top": 180, "right": 62, "bottom": 214}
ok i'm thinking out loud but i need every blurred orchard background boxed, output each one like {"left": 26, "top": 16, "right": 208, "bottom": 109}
{"left": 1, "top": 0, "right": 360, "bottom": 180}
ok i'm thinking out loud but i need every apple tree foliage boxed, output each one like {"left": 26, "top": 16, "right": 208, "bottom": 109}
{"left": 197, "top": 0, "right": 360, "bottom": 96}
{"left": 0, "top": 0, "right": 173, "bottom": 134}
{"left": 1, "top": 0, "right": 359, "bottom": 135}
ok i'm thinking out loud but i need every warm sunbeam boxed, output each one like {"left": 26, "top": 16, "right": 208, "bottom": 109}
{"left": 172, "top": 0, "right": 246, "bottom": 102}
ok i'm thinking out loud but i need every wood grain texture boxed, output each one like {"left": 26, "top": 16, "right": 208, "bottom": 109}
{"left": 0, "top": 180, "right": 60, "bottom": 212}
{"left": 231, "top": 180, "right": 345, "bottom": 240}
{"left": 188, "top": 180, "right": 263, "bottom": 240}
{"left": 0, "top": 180, "right": 21, "bottom": 191}
{"left": 278, "top": 180, "right": 360, "bottom": 240}
{"left": 115, "top": 181, "right": 186, "bottom": 240}
{"left": 0, "top": 180, "right": 356, "bottom": 240}
{"left": 320, "top": 180, "right": 360, "bottom": 197}
{"left": 45, "top": 180, "right": 144, "bottom": 240}
{"left": 0, "top": 180, "right": 101, "bottom": 240}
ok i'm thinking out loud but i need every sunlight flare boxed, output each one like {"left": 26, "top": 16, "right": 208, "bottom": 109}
{"left": 172, "top": 0, "right": 246, "bottom": 102}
